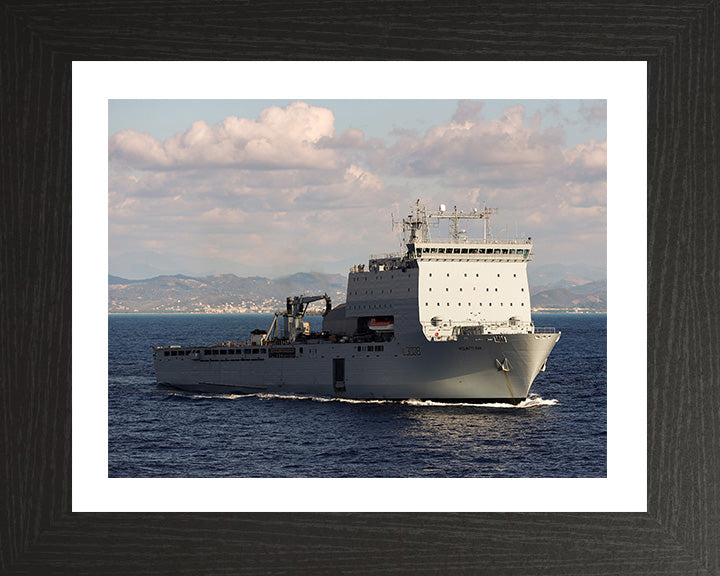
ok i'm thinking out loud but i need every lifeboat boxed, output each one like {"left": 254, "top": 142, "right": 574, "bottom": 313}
{"left": 369, "top": 318, "right": 394, "bottom": 332}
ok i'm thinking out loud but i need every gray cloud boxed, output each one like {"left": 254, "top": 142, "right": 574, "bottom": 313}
{"left": 579, "top": 100, "right": 607, "bottom": 124}
{"left": 373, "top": 103, "right": 604, "bottom": 190}
{"left": 451, "top": 100, "right": 485, "bottom": 124}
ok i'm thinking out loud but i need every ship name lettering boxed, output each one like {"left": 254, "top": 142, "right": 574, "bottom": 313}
{"left": 402, "top": 346, "right": 421, "bottom": 356}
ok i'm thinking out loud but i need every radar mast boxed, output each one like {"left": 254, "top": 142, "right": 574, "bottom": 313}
{"left": 398, "top": 200, "right": 498, "bottom": 243}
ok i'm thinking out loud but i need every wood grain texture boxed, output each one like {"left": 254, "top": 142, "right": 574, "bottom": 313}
{"left": 1, "top": 1, "right": 718, "bottom": 574}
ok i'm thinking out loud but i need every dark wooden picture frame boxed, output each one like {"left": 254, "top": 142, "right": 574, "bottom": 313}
{"left": 2, "top": 2, "right": 718, "bottom": 574}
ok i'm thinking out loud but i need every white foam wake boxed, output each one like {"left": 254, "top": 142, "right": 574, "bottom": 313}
{"left": 517, "top": 394, "right": 559, "bottom": 408}
{"left": 401, "top": 394, "right": 558, "bottom": 408}
{"left": 254, "top": 393, "right": 396, "bottom": 404}
{"left": 167, "top": 391, "right": 558, "bottom": 408}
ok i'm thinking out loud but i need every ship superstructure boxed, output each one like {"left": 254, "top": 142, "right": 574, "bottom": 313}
{"left": 154, "top": 202, "right": 560, "bottom": 403}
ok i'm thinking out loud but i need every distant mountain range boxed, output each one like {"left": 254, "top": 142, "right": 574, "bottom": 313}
{"left": 527, "top": 262, "right": 605, "bottom": 292}
{"left": 108, "top": 272, "right": 347, "bottom": 314}
{"left": 109, "top": 264, "right": 606, "bottom": 313}
{"left": 531, "top": 279, "right": 606, "bottom": 312}
{"left": 527, "top": 263, "right": 606, "bottom": 312}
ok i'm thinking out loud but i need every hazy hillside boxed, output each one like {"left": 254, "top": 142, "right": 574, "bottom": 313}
{"left": 531, "top": 279, "right": 607, "bottom": 312}
{"left": 108, "top": 272, "right": 346, "bottom": 313}
{"left": 528, "top": 263, "right": 607, "bottom": 311}
{"left": 528, "top": 263, "right": 606, "bottom": 294}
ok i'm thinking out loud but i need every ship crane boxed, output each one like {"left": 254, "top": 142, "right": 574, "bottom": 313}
{"left": 286, "top": 293, "right": 332, "bottom": 318}
{"left": 267, "top": 294, "right": 332, "bottom": 343}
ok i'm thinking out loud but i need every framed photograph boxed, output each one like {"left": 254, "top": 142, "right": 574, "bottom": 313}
{"left": 2, "top": 2, "right": 718, "bottom": 574}
{"left": 86, "top": 65, "right": 629, "bottom": 512}
{"left": 103, "top": 92, "right": 613, "bottom": 481}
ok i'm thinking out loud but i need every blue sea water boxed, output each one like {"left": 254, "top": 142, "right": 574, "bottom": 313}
{"left": 108, "top": 313, "right": 606, "bottom": 478}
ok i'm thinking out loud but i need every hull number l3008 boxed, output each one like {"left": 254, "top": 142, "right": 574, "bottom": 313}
{"left": 402, "top": 346, "right": 421, "bottom": 356}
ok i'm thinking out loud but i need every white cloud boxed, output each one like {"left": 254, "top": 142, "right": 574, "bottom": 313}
{"left": 109, "top": 101, "right": 345, "bottom": 171}
{"left": 382, "top": 104, "right": 574, "bottom": 183}
{"left": 563, "top": 138, "right": 607, "bottom": 181}
{"left": 108, "top": 100, "right": 606, "bottom": 276}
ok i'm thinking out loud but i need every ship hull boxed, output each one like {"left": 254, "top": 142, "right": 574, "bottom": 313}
{"left": 154, "top": 332, "right": 560, "bottom": 402}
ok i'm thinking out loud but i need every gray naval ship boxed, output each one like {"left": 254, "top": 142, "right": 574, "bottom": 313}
{"left": 154, "top": 202, "right": 560, "bottom": 403}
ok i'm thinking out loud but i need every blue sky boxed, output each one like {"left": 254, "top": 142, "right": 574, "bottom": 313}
{"left": 110, "top": 99, "right": 605, "bottom": 147}
{"left": 108, "top": 99, "right": 606, "bottom": 279}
